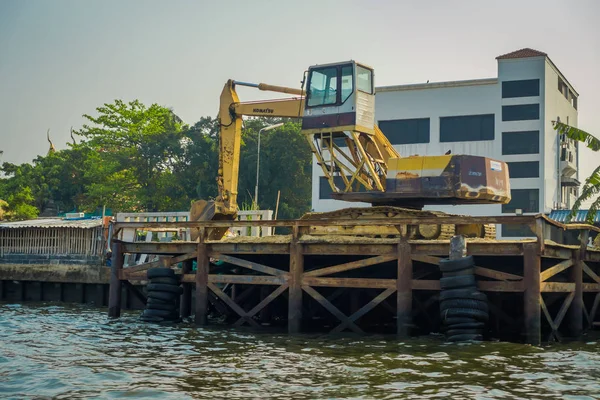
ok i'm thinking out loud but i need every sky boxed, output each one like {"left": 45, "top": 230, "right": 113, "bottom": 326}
{"left": 0, "top": 0, "right": 599, "bottom": 186}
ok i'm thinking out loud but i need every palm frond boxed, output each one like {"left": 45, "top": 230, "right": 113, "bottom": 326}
{"left": 587, "top": 195, "right": 600, "bottom": 225}
{"left": 567, "top": 164, "right": 600, "bottom": 222}
{"left": 552, "top": 121, "right": 600, "bottom": 151}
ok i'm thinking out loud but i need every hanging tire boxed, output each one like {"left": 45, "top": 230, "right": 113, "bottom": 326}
{"left": 440, "top": 299, "right": 488, "bottom": 313}
{"left": 443, "top": 268, "right": 475, "bottom": 278}
{"left": 439, "top": 256, "right": 474, "bottom": 273}
{"left": 147, "top": 291, "right": 178, "bottom": 302}
{"left": 441, "top": 307, "right": 488, "bottom": 321}
{"left": 150, "top": 277, "right": 180, "bottom": 285}
{"left": 147, "top": 283, "right": 183, "bottom": 294}
{"left": 440, "top": 275, "right": 476, "bottom": 290}
{"left": 146, "top": 302, "right": 177, "bottom": 311}
{"left": 447, "top": 328, "right": 482, "bottom": 336}
{"left": 142, "top": 308, "right": 178, "bottom": 318}
{"left": 147, "top": 296, "right": 176, "bottom": 305}
{"left": 140, "top": 315, "right": 164, "bottom": 323}
{"left": 147, "top": 268, "right": 175, "bottom": 279}
{"left": 447, "top": 334, "right": 483, "bottom": 342}
{"left": 445, "top": 322, "right": 485, "bottom": 330}
{"left": 439, "top": 289, "right": 487, "bottom": 302}
{"left": 444, "top": 317, "right": 477, "bottom": 325}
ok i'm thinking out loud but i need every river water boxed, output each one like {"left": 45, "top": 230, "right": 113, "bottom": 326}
{"left": 1, "top": 302, "right": 599, "bottom": 399}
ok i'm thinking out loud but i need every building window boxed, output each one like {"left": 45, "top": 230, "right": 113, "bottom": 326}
{"left": 502, "top": 104, "right": 539, "bottom": 121}
{"left": 502, "top": 189, "right": 539, "bottom": 213}
{"left": 501, "top": 224, "right": 534, "bottom": 237}
{"left": 379, "top": 118, "right": 430, "bottom": 144}
{"left": 439, "top": 114, "right": 494, "bottom": 142}
{"left": 507, "top": 161, "right": 539, "bottom": 178}
{"left": 502, "top": 131, "right": 539, "bottom": 155}
{"left": 502, "top": 79, "right": 540, "bottom": 98}
{"left": 319, "top": 176, "right": 365, "bottom": 199}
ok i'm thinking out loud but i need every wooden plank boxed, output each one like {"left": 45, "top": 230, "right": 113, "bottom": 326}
{"left": 108, "top": 242, "right": 123, "bottom": 318}
{"left": 523, "top": 242, "right": 541, "bottom": 346}
{"left": 540, "top": 282, "right": 576, "bottom": 292}
{"left": 207, "top": 282, "right": 260, "bottom": 328}
{"left": 410, "top": 254, "right": 441, "bottom": 265}
{"left": 288, "top": 227, "right": 303, "bottom": 334}
{"left": 303, "top": 276, "right": 396, "bottom": 289}
{"left": 304, "top": 255, "right": 397, "bottom": 277}
{"left": 540, "top": 259, "right": 574, "bottom": 282}
{"left": 584, "top": 283, "right": 600, "bottom": 292}
{"left": 303, "top": 244, "right": 397, "bottom": 256}
{"left": 213, "top": 254, "right": 286, "bottom": 276}
{"left": 233, "top": 284, "right": 288, "bottom": 327}
{"left": 113, "top": 214, "right": 538, "bottom": 230}
{"left": 302, "top": 285, "right": 363, "bottom": 334}
{"left": 478, "top": 281, "right": 524, "bottom": 292}
{"left": 411, "top": 280, "right": 439, "bottom": 291}
{"left": 474, "top": 267, "right": 523, "bottom": 281}
{"left": 397, "top": 241, "right": 412, "bottom": 337}
{"left": 331, "top": 288, "right": 396, "bottom": 333}
{"left": 195, "top": 241, "right": 209, "bottom": 326}
{"left": 209, "top": 275, "right": 286, "bottom": 285}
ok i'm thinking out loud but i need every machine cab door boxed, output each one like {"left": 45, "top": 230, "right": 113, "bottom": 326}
{"left": 302, "top": 61, "right": 375, "bottom": 134}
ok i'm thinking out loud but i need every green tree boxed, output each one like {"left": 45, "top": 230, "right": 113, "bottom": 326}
{"left": 76, "top": 99, "right": 187, "bottom": 212}
{"left": 237, "top": 118, "right": 311, "bottom": 219}
{"left": 553, "top": 121, "right": 600, "bottom": 224}
{"left": 2, "top": 187, "right": 39, "bottom": 220}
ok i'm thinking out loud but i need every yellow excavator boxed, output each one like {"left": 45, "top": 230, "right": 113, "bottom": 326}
{"left": 191, "top": 61, "right": 511, "bottom": 240}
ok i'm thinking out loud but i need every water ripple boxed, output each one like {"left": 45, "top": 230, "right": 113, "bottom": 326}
{"left": 1, "top": 302, "right": 600, "bottom": 399}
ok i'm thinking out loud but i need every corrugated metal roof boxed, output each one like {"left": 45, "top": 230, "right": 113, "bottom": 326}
{"left": 0, "top": 218, "right": 104, "bottom": 229}
{"left": 548, "top": 210, "right": 600, "bottom": 223}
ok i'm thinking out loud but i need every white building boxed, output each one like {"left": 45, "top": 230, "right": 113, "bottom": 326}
{"left": 311, "top": 48, "right": 580, "bottom": 238}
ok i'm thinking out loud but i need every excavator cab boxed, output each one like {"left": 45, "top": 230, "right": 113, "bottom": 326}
{"left": 303, "top": 61, "right": 376, "bottom": 134}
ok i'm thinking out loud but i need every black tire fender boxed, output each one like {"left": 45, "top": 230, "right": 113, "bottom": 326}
{"left": 440, "top": 275, "right": 476, "bottom": 290}
{"left": 441, "top": 307, "right": 489, "bottom": 322}
{"left": 439, "top": 256, "right": 475, "bottom": 273}
{"left": 147, "top": 283, "right": 183, "bottom": 294}
{"left": 147, "top": 268, "right": 175, "bottom": 279}
{"left": 147, "top": 291, "right": 178, "bottom": 302}
{"left": 440, "top": 299, "right": 489, "bottom": 313}
{"left": 439, "top": 289, "right": 487, "bottom": 302}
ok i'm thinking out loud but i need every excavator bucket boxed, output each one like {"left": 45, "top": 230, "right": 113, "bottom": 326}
{"left": 189, "top": 200, "right": 234, "bottom": 241}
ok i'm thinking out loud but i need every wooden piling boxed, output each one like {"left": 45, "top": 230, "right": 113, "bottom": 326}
{"left": 108, "top": 242, "right": 123, "bottom": 318}
{"left": 523, "top": 242, "right": 541, "bottom": 345}
{"left": 396, "top": 240, "right": 412, "bottom": 337}
{"left": 195, "top": 235, "right": 209, "bottom": 326}
{"left": 181, "top": 259, "right": 193, "bottom": 318}
{"left": 288, "top": 226, "right": 303, "bottom": 334}
{"left": 569, "top": 230, "right": 589, "bottom": 337}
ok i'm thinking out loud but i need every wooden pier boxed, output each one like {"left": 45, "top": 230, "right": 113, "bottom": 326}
{"left": 108, "top": 215, "right": 600, "bottom": 345}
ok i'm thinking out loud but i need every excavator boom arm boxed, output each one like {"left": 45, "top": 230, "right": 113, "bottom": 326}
{"left": 216, "top": 79, "right": 304, "bottom": 216}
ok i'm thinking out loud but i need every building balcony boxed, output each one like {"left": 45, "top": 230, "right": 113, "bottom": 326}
{"left": 560, "top": 159, "right": 577, "bottom": 177}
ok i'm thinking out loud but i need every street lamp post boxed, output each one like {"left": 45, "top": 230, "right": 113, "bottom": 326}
{"left": 255, "top": 123, "right": 284, "bottom": 210}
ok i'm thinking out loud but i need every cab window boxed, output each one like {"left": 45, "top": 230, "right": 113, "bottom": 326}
{"left": 307, "top": 67, "right": 338, "bottom": 107}
{"left": 356, "top": 65, "right": 373, "bottom": 94}
{"left": 341, "top": 65, "right": 353, "bottom": 103}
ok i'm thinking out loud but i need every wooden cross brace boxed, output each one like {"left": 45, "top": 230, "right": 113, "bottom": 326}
{"left": 540, "top": 292, "right": 575, "bottom": 342}
{"left": 207, "top": 282, "right": 288, "bottom": 328}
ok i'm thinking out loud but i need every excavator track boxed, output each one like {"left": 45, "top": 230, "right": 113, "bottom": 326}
{"left": 300, "top": 206, "right": 496, "bottom": 240}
